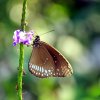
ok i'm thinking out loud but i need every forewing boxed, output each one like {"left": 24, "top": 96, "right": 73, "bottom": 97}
{"left": 28, "top": 42, "right": 55, "bottom": 78}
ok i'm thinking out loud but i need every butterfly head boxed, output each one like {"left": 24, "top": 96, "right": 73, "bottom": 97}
{"left": 33, "top": 35, "right": 41, "bottom": 47}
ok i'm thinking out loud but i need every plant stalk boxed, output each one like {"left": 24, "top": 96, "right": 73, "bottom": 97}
{"left": 18, "top": 0, "right": 27, "bottom": 100}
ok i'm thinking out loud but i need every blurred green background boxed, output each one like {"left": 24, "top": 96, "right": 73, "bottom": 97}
{"left": 0, "top": 0, "right": 100, "bottom": 100}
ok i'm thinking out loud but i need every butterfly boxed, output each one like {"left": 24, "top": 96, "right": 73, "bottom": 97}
{"left": 28, "top": 35, "right": 73, "bottom": 78}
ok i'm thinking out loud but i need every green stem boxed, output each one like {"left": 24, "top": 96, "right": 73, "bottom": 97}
{"left": 18, "top": 44, "right": 24, "bottom": 100}
{"left": 21, "top": 0, "right": 27, "bottom": 31}
{"left": 18, "top": 0, "right": 27, "bottom": 100}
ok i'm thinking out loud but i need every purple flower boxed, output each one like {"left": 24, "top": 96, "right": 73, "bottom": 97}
{"left": 13, "top": 30, "right": 34, "bottom": 46}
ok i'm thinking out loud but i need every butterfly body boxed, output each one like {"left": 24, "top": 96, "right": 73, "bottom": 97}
{"left": 28, "top": 35, "right": 73, "bottom": 78}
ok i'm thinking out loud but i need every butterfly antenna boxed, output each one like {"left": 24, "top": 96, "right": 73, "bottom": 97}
{"left": 32, "top": 29, "right": 54, "bottom": 39}
{"left": 41, "top": 29, "right": 54, "bottom": 36}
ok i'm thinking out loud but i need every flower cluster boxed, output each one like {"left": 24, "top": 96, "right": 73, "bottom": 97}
{"left": 13, "top": 30, "right": 34, "bottom": 46}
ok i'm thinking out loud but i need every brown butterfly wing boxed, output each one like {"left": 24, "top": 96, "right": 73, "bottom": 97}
{"left": 28, "top": 42, "right": 55, "bottom": 78}
{"left": 28, "top": 41, "right": 73, "bottom": 78}
{"left": 42, "top": 42, "right": 73, "bottom": 77}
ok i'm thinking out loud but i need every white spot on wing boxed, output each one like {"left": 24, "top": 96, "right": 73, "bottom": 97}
{"left": 41, "top": 67, "right": 44, "bottom": 73}
{"left": 48, "top": 70, "right": 51, "bottom": 73}
{"left": 35, "top": 65, "right": 37, "bottom": 70}
{"left": 53, "top": 73, "right": 55, "bottom": 76}
{"left": 38, "top": 66, "right": 40, "bottom": 71}
{"left": 37, "top": 66, "right": 39, "bottom": 71}
{"left": 42, "top": 74, "right": 43, "bottom": 76}
{"left": 46, "top": 58, "right": 48, "bottom": 60}
{"left": 45, "top": 69, "right": 48, "bottom": 73}
{"left": 33, "top": 65, "right": 35, "bottom": 69}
